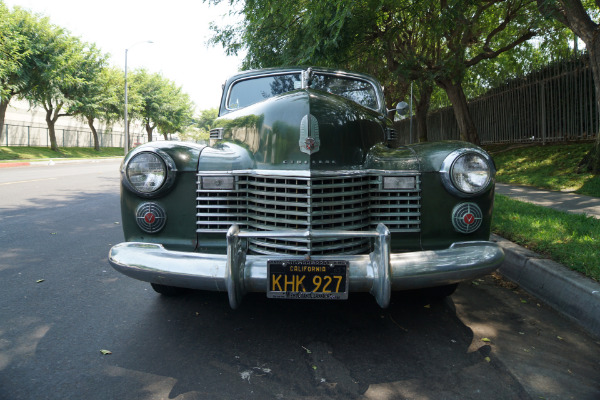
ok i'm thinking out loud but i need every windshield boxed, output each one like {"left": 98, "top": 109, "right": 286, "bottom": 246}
{"left": 226, "top": 71, "right": 379, "bottom": 111}
{"left": 227, "top": 74, "right": 302, "bottom": 110}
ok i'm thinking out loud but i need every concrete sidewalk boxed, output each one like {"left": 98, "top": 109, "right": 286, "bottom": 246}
{"left": 496, "top": 183, "right": 600, "bottom": 219}
{"left": 495, "top": 183, "right": 600, "bottom": 338}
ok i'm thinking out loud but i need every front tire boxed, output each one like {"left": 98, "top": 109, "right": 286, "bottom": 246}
{"left": 150, "top": 283, "right": 187, "bottom": 296}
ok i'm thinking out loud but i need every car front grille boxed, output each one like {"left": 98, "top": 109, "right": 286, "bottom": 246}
{"left": 196, "top": 173, "right": 421, "bottom": 256}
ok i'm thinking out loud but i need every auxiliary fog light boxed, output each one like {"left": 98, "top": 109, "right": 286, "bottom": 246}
{"left": 383, "top": 176, "right": 416, "bottom": 190}
{"left": 201, "top": 176, "right": 235, "bottom": 190}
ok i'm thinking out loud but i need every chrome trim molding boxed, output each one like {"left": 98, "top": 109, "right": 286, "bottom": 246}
{"left": 197, "top": 169, "right": 421, "bottom": 178}
{"left": 121, "top": 148, "right": 178, "bottom": 198}
{"left": 299, "top": 114, "right": 320, "bottom": 155}
{"left": 452, "top": 202, "right": 483, "bottom": 234}
{"left": 135, "top": 202, "right": 167, "bottom": 233}
{"left": 196, "top": 173, "right": 422, "bottom": 255}
{"left": 440, "top": 148, "right": 495, "bottom": 198}
{"left": 224, "top": 68, "right": 384, "bottom": 113}
{"left": 209, "top": 127, "right": 224, "bottom": 140}
{"left": 108, "top": 224, "right": 505, "bottom": 309}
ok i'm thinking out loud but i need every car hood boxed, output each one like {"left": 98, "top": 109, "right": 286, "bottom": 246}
{"left": 200, "top": 89, "right": 419, "bottom": 172}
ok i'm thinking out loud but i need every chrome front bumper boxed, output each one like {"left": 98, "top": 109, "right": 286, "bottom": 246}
{"left": 108, "top": 224, "right": 505, "bottom": 309}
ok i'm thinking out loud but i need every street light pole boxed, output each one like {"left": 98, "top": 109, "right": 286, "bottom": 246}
{"left": 124, "top": 48, "right": 129, "bottom": 155}
{"left": 124, "top": 41, "right": 153, "bottom": 155}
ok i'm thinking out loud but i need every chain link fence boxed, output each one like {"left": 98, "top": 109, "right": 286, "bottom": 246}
{"left": 1, "top": 123, "right": 147, "bottom": 148}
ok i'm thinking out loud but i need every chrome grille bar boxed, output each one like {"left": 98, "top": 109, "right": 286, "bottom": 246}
{"left": 197, "top": 172, "right": 421, "bottom": 255}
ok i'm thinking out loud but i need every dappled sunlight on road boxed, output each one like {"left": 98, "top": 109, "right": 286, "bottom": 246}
{"left": 0, "top": 318, "right": 51, "bottom": 371}
{"left": 453, "top": 274, "right": 600, "bottom": 400}
{"left": 104, "top": 366, "right": 181, "bottom": 400}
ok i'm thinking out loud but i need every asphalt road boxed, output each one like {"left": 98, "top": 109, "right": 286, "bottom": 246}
{"left": 1, "top": 161, "right": 599, "bottom": 400}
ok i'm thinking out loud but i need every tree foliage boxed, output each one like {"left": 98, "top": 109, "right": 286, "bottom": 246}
{"left": 129, "top": 69, "right": 195, "bottom": 142}
{"left": 0, "top": 2, "right": 195, "bottom": 151}
{"left": 0, "top": 4, "right": 53, "bottom": 142}
{"left": 537, "top": 0, "right": 600, "bottom": 173}
{"left": 208, "top": 0, "right": 568, "bottom": 144}
{"left": 196, "top": 108, "right": 219, "bottom": 132}
{"left": 68, "top": 66, "right": 123, "bottom": 150}
{"left": 23, "top": 26, "right": 108, "bottom": 152}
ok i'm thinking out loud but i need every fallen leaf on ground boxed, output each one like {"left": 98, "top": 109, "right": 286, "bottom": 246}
{"left": 100, "top": 349, "right": 112, "bottom": 355}
{"left": 481, "top": 338, "right": 491, "bottom": 343}
{"left": 36, "top": 279, "right": 45, "bottom": 283}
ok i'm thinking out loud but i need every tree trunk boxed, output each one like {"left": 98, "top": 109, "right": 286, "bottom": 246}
{"left": 146, "top": 122, "right": 155, "bottom": 143}
{"left": 585, "top": 32, "right": 600, "bottom": 173}
{"left": 437, "top": 79, "right": 480, "bottom": 145}
{"left": 45, "top": 107, "right": 60, "bottom": 152}
{"left": 415, "top": 82, "right": 433, "bottom": 143}
{"left": 538, "top": 0, "right": 600, "bottom": 172}
{"left": 0, "top": 98, "right": 9, "bottom": 145}
{"left": 87, "top": 116, "right": 100, "bottom": 151}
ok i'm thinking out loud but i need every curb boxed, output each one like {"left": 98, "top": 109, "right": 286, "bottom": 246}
{"left": 0, "top": 158, "right": 122, "bottom": 168}
{"left": 491, "top": 234, "right": 600, "bottom": 339}
{"left": 0, "top": 162, "right": 32, "bottom": 168}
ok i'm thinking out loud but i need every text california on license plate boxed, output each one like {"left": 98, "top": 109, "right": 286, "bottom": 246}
{"left": 267, "top": 260, "right": 349, "bottom": 300}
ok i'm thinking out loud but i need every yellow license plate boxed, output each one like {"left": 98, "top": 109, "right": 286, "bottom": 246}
{"left": 267, "top": 260, "right": 348, "bottom": 300}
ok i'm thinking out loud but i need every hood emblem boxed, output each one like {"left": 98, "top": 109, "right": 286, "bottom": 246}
{"left": 299, "top": 114, "right": 320, "bottom": 155}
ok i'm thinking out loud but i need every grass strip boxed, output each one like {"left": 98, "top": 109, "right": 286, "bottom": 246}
{"left": 492, "top": 194, "right": 600, "bottom": 281}
{"left": 486, "top": 142, "right": 600, "bottom": 198}
{"left": 0, "top": 146, "right": 124, "bottom": 161}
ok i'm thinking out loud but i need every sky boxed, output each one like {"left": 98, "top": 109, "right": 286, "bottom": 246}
{"left": 4, "top": 0, "right": 245, "bottom": 112}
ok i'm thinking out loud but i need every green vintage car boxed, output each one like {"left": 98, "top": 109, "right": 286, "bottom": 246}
{"left": 109, "top": 67, "right": 504, "bottom": 308}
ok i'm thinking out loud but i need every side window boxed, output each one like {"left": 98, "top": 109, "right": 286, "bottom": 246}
{"left": 227, "top": 74, "right": 301, "bottom": 110}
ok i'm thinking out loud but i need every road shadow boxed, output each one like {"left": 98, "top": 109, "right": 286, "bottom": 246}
{"left": 93, "top": 289, "right": 530, "bottom": 400}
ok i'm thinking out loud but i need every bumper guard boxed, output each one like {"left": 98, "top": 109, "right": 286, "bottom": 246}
{"left": 108, "top": 224, "right": 505, "bottom": 309}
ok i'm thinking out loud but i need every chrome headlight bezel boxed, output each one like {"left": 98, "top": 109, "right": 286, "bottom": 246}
{"left": 440, "top": 149, "right": 495, "bottom": 197}
{"left": 122, "top": 148, "right": 177, "bottom": 198}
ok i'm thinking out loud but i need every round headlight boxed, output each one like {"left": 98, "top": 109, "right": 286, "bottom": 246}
{"left": 126, "top": 152, "right": 167, "bottom": 193}
{"left": 451, "top": 153, "right": 491, "bottom": 194}
{"left": 441, "top": 149, "right": 494, "bottom": 197}
{"left": 122, "top": 149, "right": 177, "bottom": 198}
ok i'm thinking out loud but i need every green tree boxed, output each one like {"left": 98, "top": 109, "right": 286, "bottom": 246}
{"left": 130, "top": 69, "right": 195, "bottom": 142}
{"left": 156, "top": 84, "right": 195, "bottom": 140}
{"left": 196, "top": 108, "right": 219, "bottom": 132}
{"left": 62, "top": 54, "right": 115, "bottom": 151}
{"left": 176, "top": 108, "right": 217, "bottom": 143}
{"left": 75, "top": 66, "right": 123, "bottom": 151}
{"left": 22, "top": 20, "right": 107, "bottom": 152}
{"left": 537, "top": 0, "right": 600, "bottom": 173}
{"left": 208, "top": 0, "right": 557, "bottom": 144}
{"left": 0, "top": 5, "right": 50, "bottom": 143}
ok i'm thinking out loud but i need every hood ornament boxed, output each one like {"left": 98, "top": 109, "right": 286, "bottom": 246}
{"left": 299, "top": 114, "right": 320, "bottom": 155}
